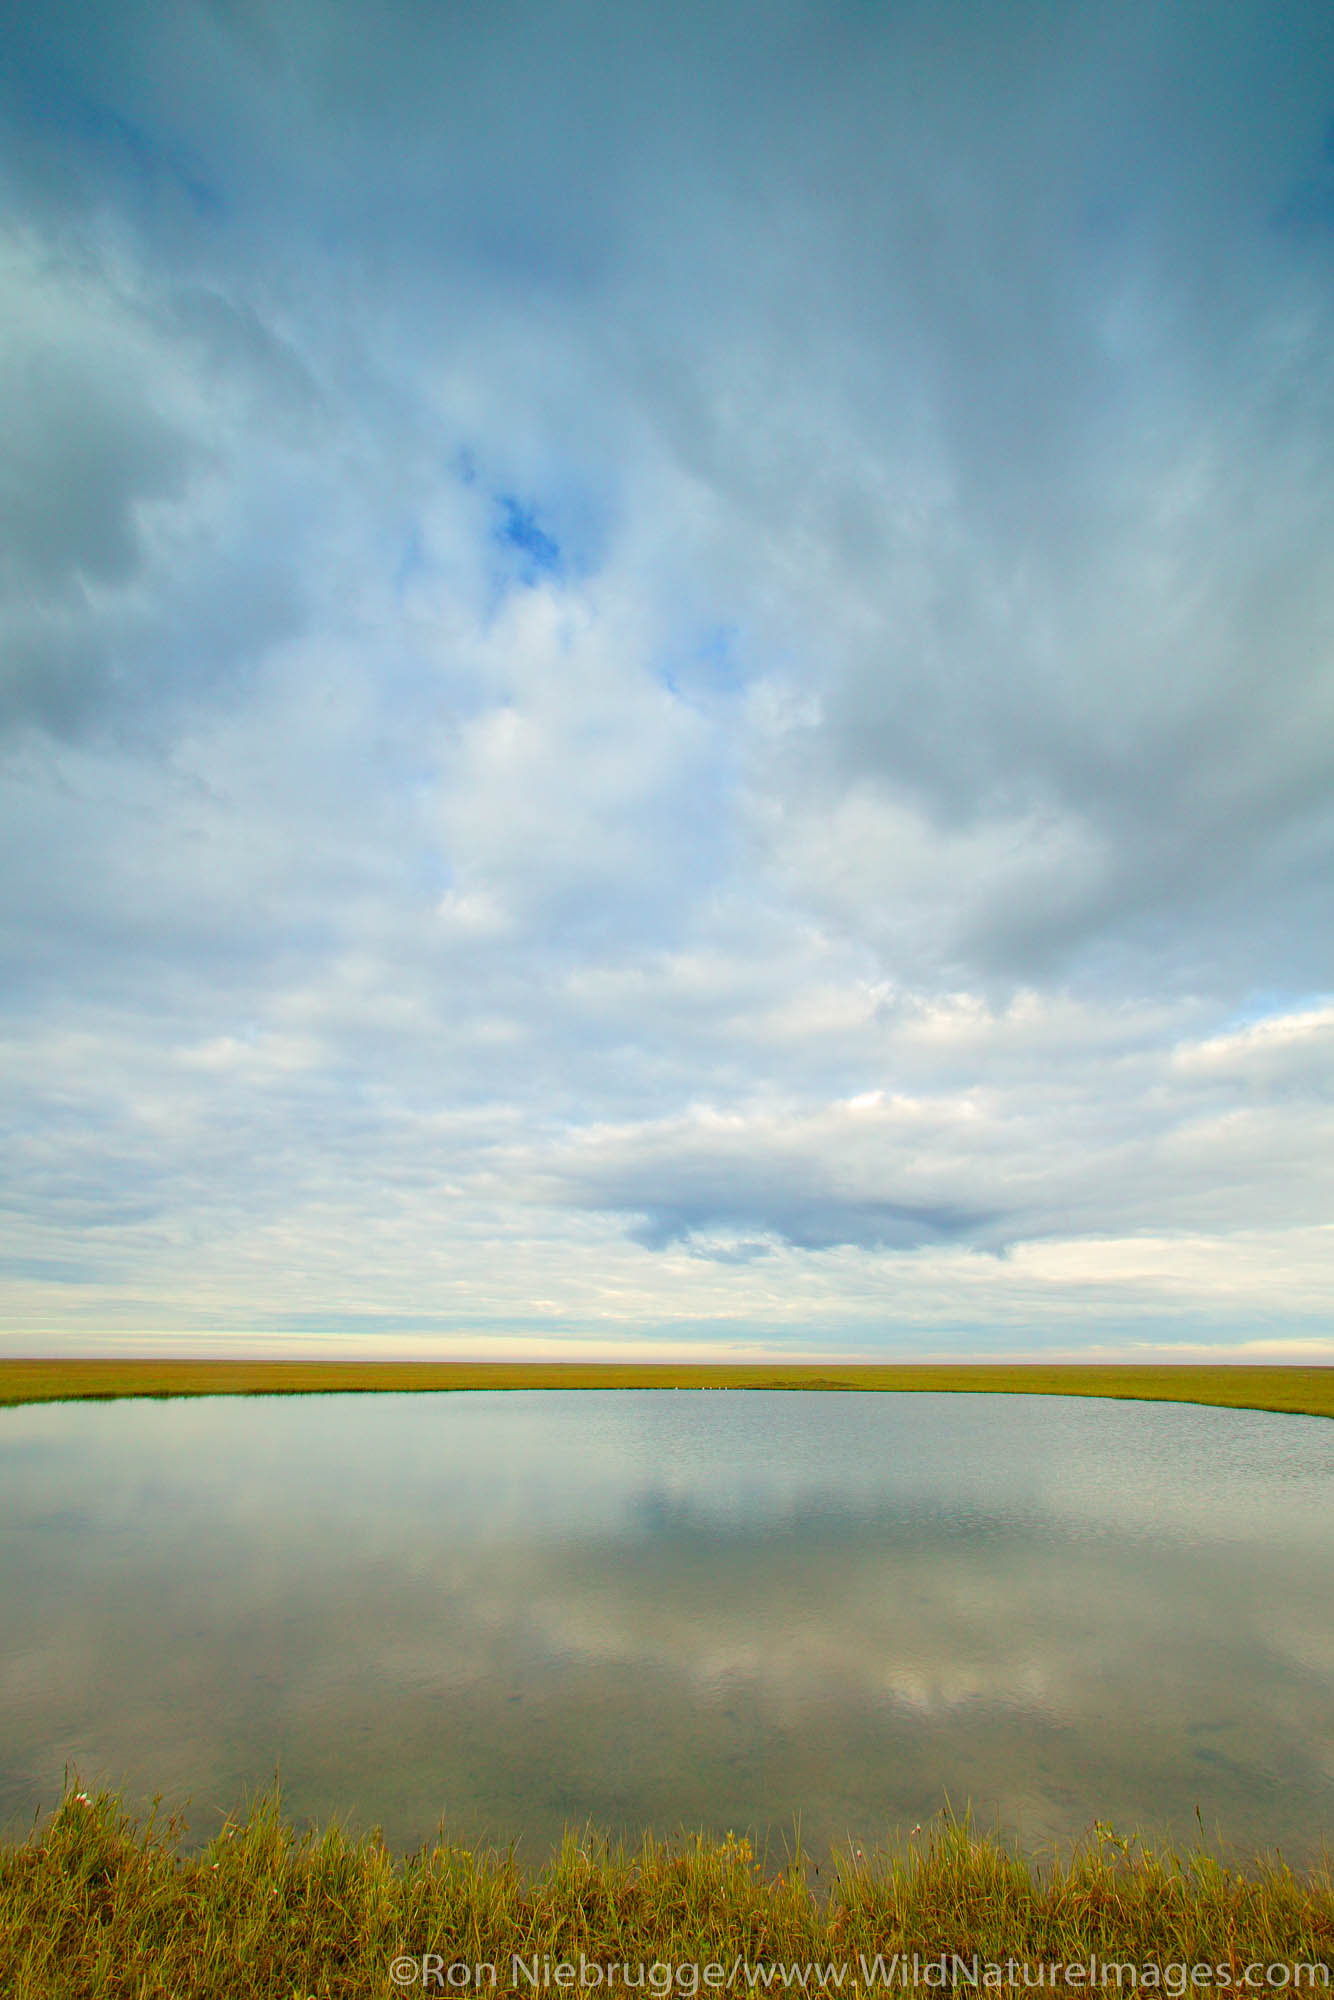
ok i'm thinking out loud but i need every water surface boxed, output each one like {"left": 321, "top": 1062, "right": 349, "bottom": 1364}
{"left": 1, "top": 1390, "right": 1330, "bottom": 1862}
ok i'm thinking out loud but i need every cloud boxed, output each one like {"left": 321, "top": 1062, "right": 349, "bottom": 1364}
{"left": 0, "top": 227, "right": 315, "bottom": 741}
{"left": 536, "top": 1099, "right": 1005, "bottom": 1256}
{"left": 525, "top": 1003, "right": 1334, "bottom": 1262}
{"left": 1, "top": 1, "right": 1332, "bottom": 1350}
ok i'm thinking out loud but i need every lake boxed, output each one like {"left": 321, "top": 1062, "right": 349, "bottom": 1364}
{"left": 0, "top": 1390, "right": 1330, "bottom": 1865}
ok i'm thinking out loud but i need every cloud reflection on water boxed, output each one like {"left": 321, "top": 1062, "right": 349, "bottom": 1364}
{"left": 0, "top": 1392, "right": 1330, "bottom": 1858}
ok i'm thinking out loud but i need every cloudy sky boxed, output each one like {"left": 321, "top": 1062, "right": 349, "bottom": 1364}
{"left": 3, "top": 0, "right": 1333, "bottom": 1360}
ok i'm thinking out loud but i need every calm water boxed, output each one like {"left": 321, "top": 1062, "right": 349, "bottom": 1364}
{"left": 1, "top": 1390, "right": 1331, "bottom": 1863}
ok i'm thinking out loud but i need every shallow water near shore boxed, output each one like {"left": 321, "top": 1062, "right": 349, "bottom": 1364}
{"left": 0, "top": 1389, "right": 1330, "bottom": 1864}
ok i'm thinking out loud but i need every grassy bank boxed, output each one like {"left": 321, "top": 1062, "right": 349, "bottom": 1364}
{"left": 1, "top": 1358, "right": 1332, "bottom": 1420}
{"left": 2, "top": 1787, "right": 1331, "bottom": 1999}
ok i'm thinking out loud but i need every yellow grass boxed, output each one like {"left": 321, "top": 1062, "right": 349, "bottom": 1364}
{"left": 0, "top": 1358, "right": 1330, "bottom": 1418}
{"left": 2, "top": 1784, "right": 1331, "bottom": 1998}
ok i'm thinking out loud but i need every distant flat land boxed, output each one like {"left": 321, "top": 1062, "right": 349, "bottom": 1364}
{"left": 0, "top": 1357, "right": 1330, "bottom": 1418}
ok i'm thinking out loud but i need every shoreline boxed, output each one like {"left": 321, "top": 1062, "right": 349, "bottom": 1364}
{"left": 0, "top": 1357, "right": 1331, "bottom": 1419}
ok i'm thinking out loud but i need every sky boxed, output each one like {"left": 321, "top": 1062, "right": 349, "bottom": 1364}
{"left": 2, "top": 0, "right": 1333, "bottom": 1362}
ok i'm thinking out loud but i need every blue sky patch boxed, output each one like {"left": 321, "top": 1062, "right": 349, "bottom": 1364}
{"left": 494, "top": 495, "right": 562, "bottom": 582}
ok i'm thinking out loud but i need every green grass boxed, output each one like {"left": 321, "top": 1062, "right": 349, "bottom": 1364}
{"left": 2, "top": 1785, "right": 1330, "bottom": 1998}
{"left": 1, "top": 1358, "right": 1332, "bottom": 1419}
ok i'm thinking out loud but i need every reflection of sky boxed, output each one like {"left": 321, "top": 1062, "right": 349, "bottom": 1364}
{"left": 0, "top": 1393, "right": 1331, "bottom": 1859}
